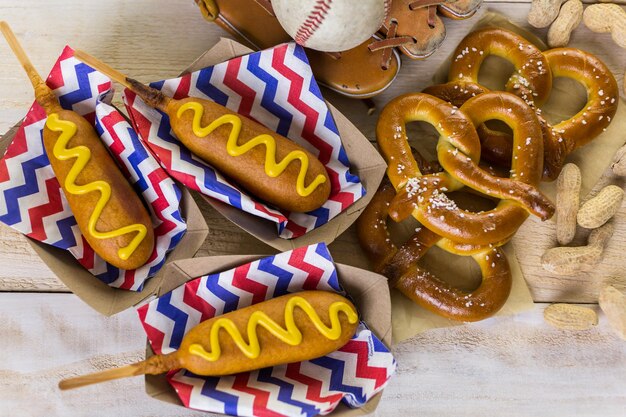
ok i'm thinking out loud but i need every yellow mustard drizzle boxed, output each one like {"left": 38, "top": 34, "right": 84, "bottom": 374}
{"left": 188, "top": 296, "right": 358, "bottom": 361}
{"left": 46, "top": 113, "right": 148, "bottom": 261}
{"left": 176, "top": 102, "right": 327, "bottom": 197}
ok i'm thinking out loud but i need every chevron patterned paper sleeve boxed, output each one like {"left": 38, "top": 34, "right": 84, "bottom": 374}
{"left": 137, "top": 243, "right": 396, "bottom": 417}
{"left": 123, "top": 42, "right": 365, "bottom": 240}
{"left": 0, "top": 46, "right": 187, "bottom": 291}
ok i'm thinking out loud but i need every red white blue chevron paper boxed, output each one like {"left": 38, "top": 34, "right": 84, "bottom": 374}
{"left": 137, "top": 243, "right": 396, "bottom": 417}
{"left": 123, "top": 42, "right": 365, "bottom": 239}
{"left": 0, "top": 46, "right": 187, "bottom": 291}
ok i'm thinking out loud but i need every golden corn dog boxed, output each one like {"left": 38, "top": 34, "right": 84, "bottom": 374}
{"left": 0, "top": 22, "right": 154, "bottom": 270}
{"left": 74, "top": 50, "right": 331, "bottom": 213}
{"left": 58, "top": 290, "right": 359, "bottom": 390}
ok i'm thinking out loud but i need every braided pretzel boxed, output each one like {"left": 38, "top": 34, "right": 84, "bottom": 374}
{"left": 377, "top": 92, "right": 554, "bottom": 246}
{"left": 356, "top": 179, "right": 512, "bottom": 322}
{"left": 399, "top": 147, "right": 514, "bottom": 255}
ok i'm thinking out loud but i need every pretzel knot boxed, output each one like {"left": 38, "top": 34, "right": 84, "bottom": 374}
{"left": 423, "top": 81, "right": 516, "bottom": 165}
{"left": 449, "top": 27, "right": 552, "bottom": 107}
{"left": 445, "top": 28, "right": 619, "bottom": 180}
{"left": 377, "top": 92, "right": 554, "bottom": 246}
{"left": 356, "top": 179, "right": 512, "bottom": 322}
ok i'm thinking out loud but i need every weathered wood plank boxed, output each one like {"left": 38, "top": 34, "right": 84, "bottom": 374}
{"left": 0, "top": 293, "right": 624, "bottom": 416}
{"left": 0, "top": 223, "right": 63, "bottom": 291}
{"left": 384, "top": 302, "right": 626, "bottom": 417}
{"left": 0, "top": 293, "right": 208, "bottom": 416}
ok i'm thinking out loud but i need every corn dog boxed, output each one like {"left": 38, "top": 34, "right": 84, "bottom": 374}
{"left": 73, "top": 50, "right": 331, "bottom": 213}
{"left": 0, "top": 22, "right": 154, "bottom": 270}
{"left": 58, "top": 290, "right": 359, "bottom": 390}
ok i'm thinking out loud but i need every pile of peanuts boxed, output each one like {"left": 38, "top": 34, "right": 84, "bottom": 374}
{"left": 542, "top": 143, "right": 626, "bottom": 274}
{"left": 541, "top": 145, "right": 626, "bottom": 339}
{"left": 533, "top": 2, "right": 626, "bottom": 336}
{"left": 542, "top": 163, "right": 622, "bottom": 275}
{"left": 528, "top": 0, "right": 626, "bottom": 50}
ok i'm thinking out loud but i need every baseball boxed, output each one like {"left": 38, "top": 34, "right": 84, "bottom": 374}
{"left": 272, "top": 0, "right": 388, "bottom": 52}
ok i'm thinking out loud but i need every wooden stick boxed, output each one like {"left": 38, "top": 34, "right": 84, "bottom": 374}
{"left": 73, "top": 49, "right": 169, "bottom": 111}
{"left": 58, "top": 352, "right": 177, "bottom": 390}
{"left": 73, "top": 49, "right": 134, "bottom": 90}
{"left": 58, "top": 362, "right": 149, "bottom": 391}
{"left": 0, "top": 21, "right": 45, "bottom": 90}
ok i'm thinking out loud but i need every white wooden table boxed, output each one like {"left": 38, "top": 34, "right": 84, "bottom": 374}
{"left": 0, "top": 1, "right": 625, "bottom": 416}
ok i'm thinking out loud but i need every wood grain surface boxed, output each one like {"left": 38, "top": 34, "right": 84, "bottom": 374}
{"left": 0, "top": 293, "right": 624, "bottom": 417}
{"left": 0, "top": 1, "right": 625, "bottom": 416}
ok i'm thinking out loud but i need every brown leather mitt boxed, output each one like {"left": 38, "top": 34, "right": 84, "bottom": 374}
{"left": 438, "top": 0, "right": 483, "bottom": 19}
{"left": 372, "top": 0, "right": 447, "bottom": 59}
{"left": 195, "top": 0, "right": 401, "bottom": 99}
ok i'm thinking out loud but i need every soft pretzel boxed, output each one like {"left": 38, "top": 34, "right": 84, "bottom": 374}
{"left": 422, "top": 80, "right": 515, "bottom": 165}
{"left": 470, "top": 48, "right": 619, "bottom": 180}
{"left": 543, "top": 49, "right": 618, "bottom": 149}
{"left": 444, "top": 28, "right": 619, "bottom": 180}
{"left": 356, "top": 179, "right": 512, "bottom": 322}
{"left": 422, "top": 80, "right": 487, "bottom": 108}
{"left": 448, "top": 27, "right": 552, "bottom": 107}
{"left": 376, "top": 92, "right": 554, "bottom": 246}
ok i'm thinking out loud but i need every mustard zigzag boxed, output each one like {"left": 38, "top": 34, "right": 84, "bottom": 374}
{"left": 188, "top": 295, "right": 358, "bottom": 361}
{"left": 177, "top": 101, "right": 327, "bottom": 197}
{"left": 46, "top": 113, "right": 148, "bottom": 261}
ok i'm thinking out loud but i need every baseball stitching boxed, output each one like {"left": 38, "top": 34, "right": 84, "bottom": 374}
{"left": 294, "top": 0, "right": 333, "bottom": 46}
{"left": 383, "top": 0, "right": 391, "bottom": 20}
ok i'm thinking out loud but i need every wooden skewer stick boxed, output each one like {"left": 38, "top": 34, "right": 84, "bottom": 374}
{"left": 59, "top": 352, "right": 177, "bottom": 390}
{"left": 73, "top": 49, "right": 170, "bottom": 111}
{"left": 0, "top": 21, "right": 46, "bottom": 90}
{"left": 73, "top": 49, "right": 134, "bottom": 90}
{"left": 59, "top": 362, "right": 148, "bottom": 391}
{"left": 1, "top": 21, "right": 62, "bottom": 113}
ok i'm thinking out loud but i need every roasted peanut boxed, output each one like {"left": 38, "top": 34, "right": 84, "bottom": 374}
{"left": 556, "top": 163, "right": 581, "bottom": 245}
{"left": 599, "top": 285, "right": 626, "bottom": 340}
{"left": 583, "top": 4, "right": 626, "bottom": 49}
{"left": 542, "top": 222, "right": 614, "bottom": 275}
{"left": 577, "top": 185, "right": 624, "bottom": 229}
{"left": 611, "top": 143, "right": 626, "bottom": 176}
{"left": 528, "top": 0, "right": 568, "bottom": 28}
{"left": 544, "top": 303, "right": 598, "bottom": 330}
{"left": 547, "top": 0, "right": 583, "bottom": 47}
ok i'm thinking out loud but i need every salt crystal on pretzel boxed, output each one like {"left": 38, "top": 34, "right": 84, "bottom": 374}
{"left": 357, "top": 179, "right": 512, "bottom": 322}
{"left": 376, "top": 92, "right": 554, "bottom": 246}
{"left": 437, "top": 28, "right": 619, "bottom": 180}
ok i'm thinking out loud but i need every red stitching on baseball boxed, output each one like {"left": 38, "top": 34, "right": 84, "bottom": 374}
{"left": 294, "top": 0, "right": 333, "bottom": 46}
